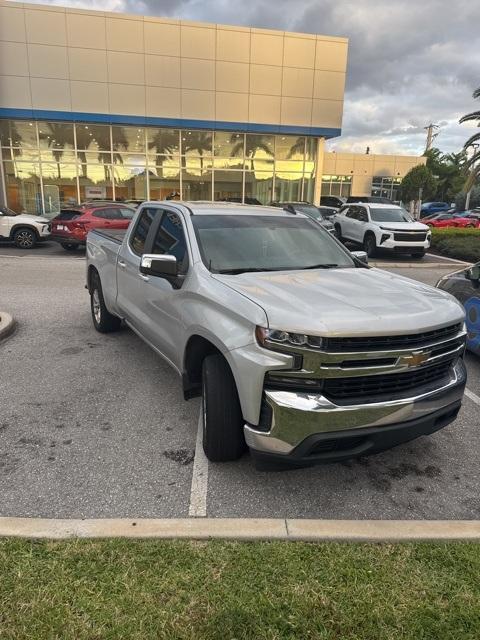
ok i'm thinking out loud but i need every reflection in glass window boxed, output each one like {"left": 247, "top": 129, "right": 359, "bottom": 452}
{"left": 149, "top": 169, "right": 180, "bottom": 201}
{"left": 214, "top": 132, "right": 244, "bottom": 157}
{"left": 147, "top": 128, "right": 180, "bottom": 158}
{"left": 321, "top": 175, "right": 352, "bottom": 197}
{"left": 0, "top": 120, "right": 37, "bottom": 149}
{"left": 40, "top": 162, "right": 78, "bottom": 215}
{"left": 244, "top": 171, "right": 273, "bottom": 205}
{"left": 152, "top": 211, "right": 189, "bottom": 272}
{"left": 112, "top": 126, "right": 145, "bottom": 153}
{"left": 75, "top": 124, "right": 111, "bottom": 151}
{"left": 37, "top": 122, "right": 74, "bottom": 151}
{"left": 213, "top": 170, "right": 243, "bottom": 201}
{"left": 113, "top": 164, "right": 147, "bottom": 202}
{"left": 275, "top": 135, "right": 305, "bottom": 160}
{"left": 181, "top": 130, "right": 213, "bottom": 159}
{"left": 182, "top": 169, "right": 212, "bottom": 200}
{"left": 371, "top": 176, "right": 402, "bottom": 201}
{"left": 305, "top": 138, "right": 317, "bottom": 163}
{"left": 274, "top": 175, "right": 303, "bottom": 202}
{"left": 245, "top": 134, "right": 274, "bottom": 159}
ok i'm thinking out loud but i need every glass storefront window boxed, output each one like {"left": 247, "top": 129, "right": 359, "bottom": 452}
{"left": 0, "top": 120, "right": 37, "bottom": 149}
{"left": 213, "top": 170, "right": 243, "bottom": 201}
{"left": 321, "top": 175, "right": 351, "bottom": 197}
{"left": 245, "top": 134, "right": 274, "bottom": 160}
{"left": 40, "top": 162, "right": 78, "bottom": 215}
{"left": 75, "top": 123, "right": 111, "bottom": 151}
{"left": 275, "top": 135, "right": 305, "bottom": 161}
{"left": 149, "top": 167, "right": 180, "bottom": 201}
{"left": 273, "top": 175, "right": 303, "bottom": 202}
{"left": 147, "top": 128, "right": 180, "bottom": 164}
{"left": 113, "top": 126, "right": 145, "bottom": 153}
{"left": 244, "top": 171, "right": 273, "bottom": 205}
{"left": 371, "top": 176, "right": 402, "bottom": 201}
{"left": 3, "top": 160, "right": 42, "bottom": 214}
{"left": 114, "top": 164, "right": 148, "bottom": 201}
{"left": 214, "top": 132, "right": 244, "bottom": 157}
{"left": 182, "top": 169, "right": 212, "bottom": 200}
{"left": 181, "top": 130, "right": 213, "bottom": 158}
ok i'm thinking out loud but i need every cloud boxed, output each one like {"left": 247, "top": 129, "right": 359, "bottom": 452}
{"left": 10, "top": 0, "right": 480, "bottom": 154}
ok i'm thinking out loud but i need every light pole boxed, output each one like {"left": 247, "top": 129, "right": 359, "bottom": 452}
{"left": 465, "top": 143, "right": 479, "bottom": 211}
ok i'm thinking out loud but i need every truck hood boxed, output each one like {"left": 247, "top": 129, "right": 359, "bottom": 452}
{"left": 213, "top": 267, "right": 464, "bottom": 335}
{"left": 375, "top": 221, "right": 429, "bottom": 231}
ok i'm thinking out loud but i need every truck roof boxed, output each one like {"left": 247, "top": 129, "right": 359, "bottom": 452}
{"left": 143, "top": 201, "right": 299, "bottom": 217}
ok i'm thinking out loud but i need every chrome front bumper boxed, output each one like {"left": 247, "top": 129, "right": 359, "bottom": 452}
{"left": 244, "top": 358, "right": 467, "bottom": 456}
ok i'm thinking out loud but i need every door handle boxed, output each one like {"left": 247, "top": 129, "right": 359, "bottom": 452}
{"left": 139, "top": 274, "right": 149, "bottom": 282}
{"left": 118, "top": 260, "right": 126, "bottom": 268}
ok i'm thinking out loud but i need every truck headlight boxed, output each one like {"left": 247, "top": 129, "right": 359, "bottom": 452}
{"left": 256, "top": 326, "right": 323, "bottom": 350}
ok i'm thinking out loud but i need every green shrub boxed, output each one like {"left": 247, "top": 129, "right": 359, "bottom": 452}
{"left": 430, "top": 227, "right": 480, "bottom": 262}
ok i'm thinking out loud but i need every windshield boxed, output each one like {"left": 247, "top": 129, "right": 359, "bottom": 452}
{"left": 0, "top": 206, "right": 19, "bottom": 217}
{"left": 192, "top": 215, "right": 355, "bottom": 273}
{"left": 369, "top": 207, "right": 414, "bottom": 223}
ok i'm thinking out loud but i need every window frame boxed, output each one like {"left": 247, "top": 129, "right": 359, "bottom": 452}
{"left": 128, "top": 206, "right": 160, "bottom": 256}
{"left": 149, "top": 208, "right": 190, "bottom": 275}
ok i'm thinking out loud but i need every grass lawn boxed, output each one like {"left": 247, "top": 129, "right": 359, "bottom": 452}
{"left": 1, "top": 539, "right": 479, "bottom": 639}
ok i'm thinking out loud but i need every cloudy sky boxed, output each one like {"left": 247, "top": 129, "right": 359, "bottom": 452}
{"left": 12, "top": 0, "right": 480, "bottom": 155}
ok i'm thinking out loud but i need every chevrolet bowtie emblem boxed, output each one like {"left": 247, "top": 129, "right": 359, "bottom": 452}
{"left": 398, "top": 351, "right": 431, "bottom": 367}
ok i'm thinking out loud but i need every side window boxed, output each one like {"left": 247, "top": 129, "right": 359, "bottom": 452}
{"left": 92, "top": 208, "right": 110, "bottom": 219}
{"left": 151, "top": 211, "right": 189, "bottom": 273}
{"left": 358, "top": 207, "right": 368, "bottom": 222}
{"left": 130, "top": 208, "right": 156, "bottom": 255}
{"left": 346, "top": 206, "right": 358, "bottom": 219}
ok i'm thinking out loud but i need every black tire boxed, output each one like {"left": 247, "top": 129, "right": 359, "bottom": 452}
{"left": 363, "top": 233, "right": 377, "bottom": 258}
{"left": 202, "top": 353, "right": 246, "bottom": 462}
{"left": 61, "top": 243, "right": 78, "bottom": 251}
{"left": 90, "top": 272, "right": 121, "bottom": 333}
{"left": 334, "top": 224, "right": 343, "bottom": 241}
{"left": 410, "top": 250, "right": 426, "bottom": 259}
{"left": 13, "top": 227, "right": 36, "bottom": 249}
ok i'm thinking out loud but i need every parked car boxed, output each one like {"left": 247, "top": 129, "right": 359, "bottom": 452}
{"left": 269, "top": 202, "right": 336, "bottom": 234}
{"left": 437, "top": 262, "right": 480, "bottom": 355}
{"left": 426, "top": 214, "right": 479, "bottom": 229}
{"left": 320, "top": 195, "right": 346, "bottom": 209}
{"left": 219, "top": 197, "right": 263, "bottom": 206}
{"left": 333, "top": 203, "right": 431, "bottom": 258}
{"left": 0, "top": 205, "right": 51, "bottom": 249}
{"left": 50, "top": 203, "right": 135, "bottom": 251}
{"left": 347, "top": 196, "right": 393, "bottom": 204}
{"left": 420, "top": 202, "right": 451, "bottom": 217}
{"left": 86, "top": 201, "right": 466, "bottom": 468}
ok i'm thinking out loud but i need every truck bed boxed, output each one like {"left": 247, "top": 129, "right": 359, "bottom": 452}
{"left": 90, "top": 228, "right": 127, "bottom": 244}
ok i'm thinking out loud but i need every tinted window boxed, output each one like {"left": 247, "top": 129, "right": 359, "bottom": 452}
{"left": 92, "top": 208, "right": 110, "bottom": 219}
{"left": 57, "top": 210, "right": 82, "bottom": 220}
{"left": 369, "top": 207, "right": 414, "bottom": 222}
{"left": 346, "top": 206, "right": 359, "bottom": 219}
{"left": 152, "top": 211, "right": 189, "bottom": 273}
{"left": 358, "top": 207, "right": 368, "bottom": 222}
{"left": 130, "top": 208, "right": 156, "bottom": 255}
{"left": 108, "top": 207, "right": 135, "bottom": 220}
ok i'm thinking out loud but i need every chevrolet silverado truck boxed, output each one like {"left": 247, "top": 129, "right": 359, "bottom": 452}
{"left": 86, "top": 201, "right": 467, "bottom": 468}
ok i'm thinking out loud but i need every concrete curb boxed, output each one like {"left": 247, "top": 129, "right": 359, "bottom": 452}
{"left": 0, "top": 312, "right": 15, "bottom": 341}
{"left": 0, "top": 518, "right": 479, "bottom": 541}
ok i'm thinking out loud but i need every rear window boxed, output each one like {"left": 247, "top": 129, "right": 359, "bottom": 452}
{"left": 57, "top": 210, "right": 82, "bottom": 220}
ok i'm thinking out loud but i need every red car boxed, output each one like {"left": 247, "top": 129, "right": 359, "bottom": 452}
{"left": 50, "top": 203, "right": 135, "bottom": 251}
{"left": 426, "top": 213, "right": 479, "bottom": 229}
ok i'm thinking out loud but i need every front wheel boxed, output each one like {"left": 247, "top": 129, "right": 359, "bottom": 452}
{"left": 90, "top": 272, "right": 121, "bottom": 333}
{"left": 202, "top": 353, "right": 246, "bottom": 462}
{"left": 363, "top": 233, "right": 377, "bottom": 258}
{"left": 13, "top": 228, "right": 36, "bottom": 249}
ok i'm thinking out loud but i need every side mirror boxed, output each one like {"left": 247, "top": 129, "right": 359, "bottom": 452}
{"left": 284, "top": 204, "right": 296, "bottom": 214}
{"left": 140, "top": 254, "right": 178, "bottom": 277}
{"left": 351, "top": 250, "right": 368, "bottom": 265}
{"left": 465, "top": 264, "right": 480, "bottom": 283}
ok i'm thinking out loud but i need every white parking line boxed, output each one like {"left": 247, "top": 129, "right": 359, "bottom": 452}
{"left": 188, "top": 406, "right": 208, "bottom": 517}
{"left": 465, "top": 388, "right": 480, "bottom": 406}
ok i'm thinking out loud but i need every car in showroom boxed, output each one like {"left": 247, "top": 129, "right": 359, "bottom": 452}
{"left": 50, "top": 203, "right": 135, "bottom": 251}
{"left": 437, "top": 262, "right": 480, "bottom": 355}
{"left": 333, "top": 203, "right": 431, "bottom": 258}
{"left": 0, "top": 205, "right": 51, "bottom": 249}
{"left": 425, "top": 213, "right": 479, "bottom": 228}
{"left": 420, "top": 202, "right": 452, "bottom": 217}
{"left": 269, "top": 202, "right": 336, "bottom": 234}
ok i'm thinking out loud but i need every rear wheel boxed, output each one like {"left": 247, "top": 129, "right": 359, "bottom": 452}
{"left": 363, "top": 233, "right": 377, "bottom": 258}
{"left": 61, "top": 243, "right": 78, "bottom": 251}
{"left": 13, "top": 228, "right": 36, "bottom": 249}
{"left": 90, "top": 272, "right": 121, "bottom": 333}
{"left": 202, "top": 353, "right": 246, "bottom": 462}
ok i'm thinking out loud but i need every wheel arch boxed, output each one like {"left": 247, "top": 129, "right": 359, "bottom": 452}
{"left": 182, "top": 334, "right": 223, "bottom": 400}
{"left": 87, "top": 264, "right": 99, "bottom": 293}
{"left": 10, "top": 224, "right": 40, "bottom": 240}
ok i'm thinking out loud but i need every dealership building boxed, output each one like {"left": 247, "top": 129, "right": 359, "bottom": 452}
{"left": 0, "top": 0, "right": 424, "bottom": 216}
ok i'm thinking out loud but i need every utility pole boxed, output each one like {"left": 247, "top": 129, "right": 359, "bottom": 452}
{"left": 424, "top": 123, "right": 439, "bottom": 152}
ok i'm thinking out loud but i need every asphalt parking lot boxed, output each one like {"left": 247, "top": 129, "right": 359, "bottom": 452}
{"left": 1, "top": 241, "right": 479, "bottom": 520}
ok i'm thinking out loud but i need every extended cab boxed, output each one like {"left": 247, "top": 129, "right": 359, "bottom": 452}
{"left": 0, "top": 205, "right": 51, "bottom": 248}
{"left": 86, "top": 202, "right": 466, "bottom": 468}
{"left": 333, "top": 203, "right": 431, "bottom": 258}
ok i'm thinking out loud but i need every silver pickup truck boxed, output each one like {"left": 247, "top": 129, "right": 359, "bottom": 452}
{"left": 86, "top": 201, "right": 467, "bottom": 469}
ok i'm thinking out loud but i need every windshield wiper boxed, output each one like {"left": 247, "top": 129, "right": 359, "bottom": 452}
{"left": 298, "top": 263, "right": 340, "bottom": 269}
{"left": 215, "top": 267, "right": 281, "bottom": 274}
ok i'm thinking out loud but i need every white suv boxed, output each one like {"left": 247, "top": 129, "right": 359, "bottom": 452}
{"left": 333, "top": 203, "right": 431, "bottom": 258}
{"left": 0, "top": 206, "right": 51, "bottom": 249}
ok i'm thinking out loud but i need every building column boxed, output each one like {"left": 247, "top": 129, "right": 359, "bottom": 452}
{"left": 313, "top": 137, "right": 325, "bottom": 205}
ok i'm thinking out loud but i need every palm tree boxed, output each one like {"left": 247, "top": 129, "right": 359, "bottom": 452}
{"left": 460, "top": 86, "right": 480, "bottom": 192}
{"left": 286, "top": 137, "right": 306, "bottom": 159}
{"left": 38, "top": 123, "right": 73, "bottom": 179}
{"left": 0, "top": 121, "right": 23, "bottom": 158}
{"left": 233, "top": 134, "right": 273, "bottom": 171}
{"left": 148, "top": 129, "right": 180, "bottom": 177}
